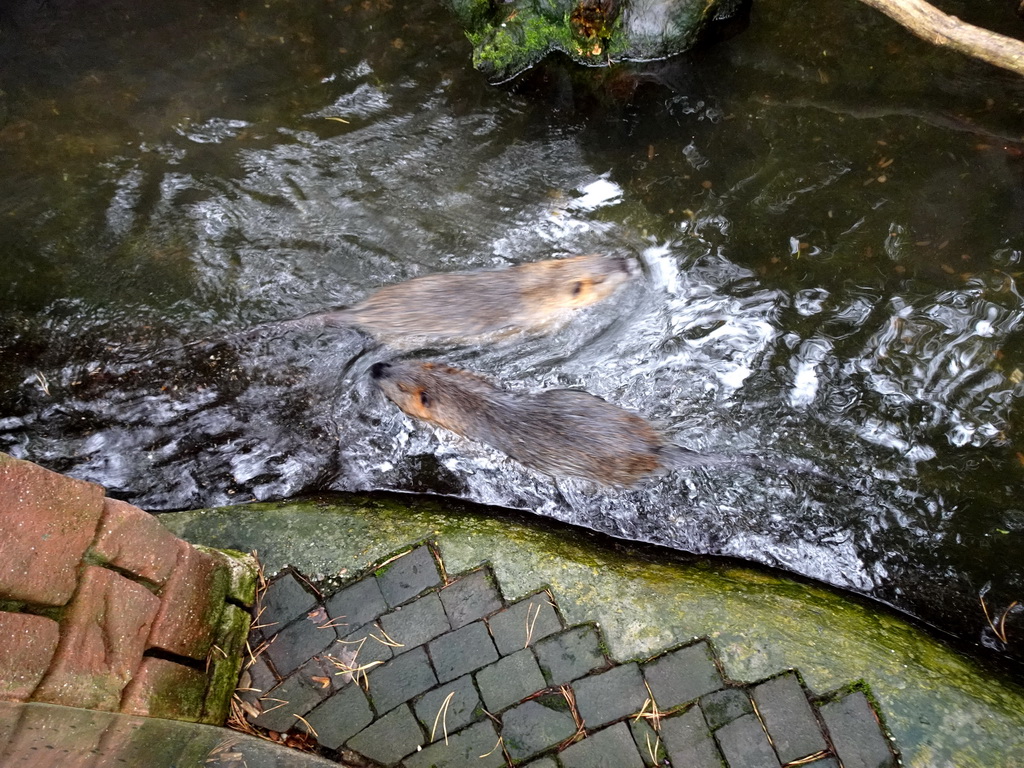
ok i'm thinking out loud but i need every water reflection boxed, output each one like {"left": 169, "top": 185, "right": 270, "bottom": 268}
{"left": 1, "top": 0, "right": 1023, "bottom": 672}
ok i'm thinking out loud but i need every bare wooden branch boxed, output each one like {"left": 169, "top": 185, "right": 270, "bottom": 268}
{"left": 857, "top": 0, "right": 1024, "bottom": 76}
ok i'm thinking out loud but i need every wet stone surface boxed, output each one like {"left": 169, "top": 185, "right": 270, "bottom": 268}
{"left": 241, "top": 545, "right": 899, "bottom": 767}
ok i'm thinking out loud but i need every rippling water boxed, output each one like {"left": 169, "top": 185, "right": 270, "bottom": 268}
{"left": 2, "top": 0, "right": 1023, "bottom": 671}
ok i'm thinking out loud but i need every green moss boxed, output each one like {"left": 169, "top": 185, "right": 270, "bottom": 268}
{"left": 28, "top": 604, "right": 64, "bottom": 624}
{"left": 141, "top": 666, "right": 207, "bottom": 723}
{"left": 469, "top": 14, "right": 565, "bottom": 79}
{"left": 537, "top": 692, "right": 570, "bottom": 711}
{"left": 200, "top": 604, "right": 251, "bottom": 725}
{"left": 198, "top": 546, "right": 259, "bottom": 608}
{"left": 450, "top": 0, "right": 731, "bottom": 80}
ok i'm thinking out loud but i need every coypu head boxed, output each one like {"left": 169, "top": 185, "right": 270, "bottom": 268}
{"left": 514, "top": 254, "right": 633, "bottom": 316}
{"left": 370, "top": 360, "right": 497, "bottom": 435}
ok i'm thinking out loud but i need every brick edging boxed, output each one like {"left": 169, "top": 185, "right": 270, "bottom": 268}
{"left": 0, "top": 453, "right": 256, "bottom": 724}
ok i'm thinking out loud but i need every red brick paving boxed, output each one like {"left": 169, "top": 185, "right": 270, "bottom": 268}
{"left": 33, "top": 565, "right": 161, "bottom": 710}
{"left": 0, "top": 453, "right": 254, "bottom": 725}
{"left": 0, "top": 454, "right": 105, "bottom": 606}
{"left": 91, "top": 497, "right": 180, "bottom": 586}
{"left": 0, "top": 611, "right": 60, "bottom": 701}
{"left": 146, "top": 540, "right": 229, "bottom": 661}
{"left": 119, "top": 656, "right": 207, "bottom": 721}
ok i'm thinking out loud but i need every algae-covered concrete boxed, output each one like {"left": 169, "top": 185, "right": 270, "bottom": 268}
{"left": 0, "top": 700, "right": 337, "bottom": 767}
{"left": 160, "top": 493, "right": 1024, "bottom": 768}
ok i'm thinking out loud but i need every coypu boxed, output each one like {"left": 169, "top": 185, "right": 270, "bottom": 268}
{"left": 306, "top": 253, "right": 633, "bottom": 346}
{"left": 182, "top": 254, "right": 632, "bottom": 353}
{"left": 370, "top": 359, "right": 753, "bottom": 487}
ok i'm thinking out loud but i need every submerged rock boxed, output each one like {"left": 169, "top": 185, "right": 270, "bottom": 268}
{"left": 446, "top": 0, "right": 749, "bottom": 82}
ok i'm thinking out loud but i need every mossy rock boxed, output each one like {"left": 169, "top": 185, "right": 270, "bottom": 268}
{"left": 446, "top": 0, "right": 748, "bottom": 81}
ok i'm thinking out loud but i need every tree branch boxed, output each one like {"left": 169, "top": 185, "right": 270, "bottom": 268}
{"left": 857, "top": 0, "right": 1024, "bottom": 77}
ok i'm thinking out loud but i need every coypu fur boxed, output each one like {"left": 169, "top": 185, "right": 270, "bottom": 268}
{"left": 301, "top": 253, "right": 632, "bottom": 346}
{"left": 179, "top": 254, "right": 631, "bottom": 353}
{"left": 370, "top": 360, "right": 750, "bottom": 487}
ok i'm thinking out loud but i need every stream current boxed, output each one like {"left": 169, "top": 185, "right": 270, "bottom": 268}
{"left": 1, "top": 0, "right": 1023, "bottom": 672}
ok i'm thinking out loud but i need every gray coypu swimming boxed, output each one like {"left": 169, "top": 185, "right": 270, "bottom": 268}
{"left": 370, "top": 359, "right": 757, "bottom": 487}
{"left": 289, "top": 253, "right": 633, "bottom": 346}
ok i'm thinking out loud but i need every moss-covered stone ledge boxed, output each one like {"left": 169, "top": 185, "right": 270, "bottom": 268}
{"left": 0, "top": 453, "right": 257, "bottom": 725}
{"left": 159, "top": 493, "right": 1024, "bottom": 768}
{"left": 445, "top": 0, "right": 749, "bottom": 82}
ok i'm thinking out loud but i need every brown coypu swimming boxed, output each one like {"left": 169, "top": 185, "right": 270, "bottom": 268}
{"left": 370, "top": 359, "right": 755, "bottom": 487}
{"left": 292, "top": 253, "right": 633, "bottom": 347}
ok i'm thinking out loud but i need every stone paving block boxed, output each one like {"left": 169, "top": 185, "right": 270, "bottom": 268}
{"left": 367, "top": 645, "right": 438, "bottom": 714}
{"left": 91, "top": 497, "right": 179, "bottom": 586}
{"left": 561, "top": 722, "right": 645, "bottom": 768}
{"left": 630, "top": 718, "right": 669, "bottom": 767}
{"left": 326, "top": 575, "right": 388, "bottom": 635}
{"left": 804, "top": 760, "right": 840, "bottom": 768}
{"left": 501, "top": 695, "right": 578, "bottom": 763}
{"left": 380, "top": 591, "right": 451, "bottom": 652}
{"left": 534, "top": 625, "right": 606, "bottom": 686}
{"left": 336, "top": 622, "right": 395, "bottom": 669}
{"left": 251, "top": 658, "right": 334, "bottom": 732}
{"left": 147, "top": 540, "right": 229, "bottom": 661}
{"left": 119, "top": 656, "right": 207, "bottom": 721}
{"left": 297, "top": 653, "right": 347, "bottom": 695}
{"left": 522, "top": 760, "right": 559, "bottom": 768}
{"left": 642, "top": 641, "right": 723, "bottom": 710}
{"left": 92, "top": 712, "right": 215, "bottom": 768}
{"left": 487, "top": 592, "right": 562, "bottom": 656}
{"left": 429, "top": 620, "right": 499, "bottom": 683}
{"left": 0, "top": 701, "right": 15, "bottom": 753}
{"left": 661, "top": 705, "right": 724, "bottom": 768}
{"left": 3, "top": 700, "right": 114, "bottom": 764}
{"left": 0, "top": 453, "right": 105, "bottom": 607}
{"left": 751, "top": 672, "right": 827, "bottom": 763}
{"left": 238, "top": 655, "right": 278, "bottom": 709}
{"left": 0, "top": 611, "right": 59, "bottom": 701}
{"left": 818, "top": 691, "right": 896, "bottom": 768}
{"left": 476, "top": 648, "right": 547, "bottom": 713}
{"left": 403, "top": 719, "right": 504, "bottom": 768}
{"left": 413, "top": 674, "right": 484, "bottom": 741}
{"left": 715, "top": 712, "right": 780, "bottom": 768}
{"left": 377, "top": 545, "right": 442, "bottom": 607}
{"left": 303, "top": 682, "right": 375, "bottom": 749}
{"left": 700, "top": 687, "right": 752, "bottom": 730}
{"left": 439, "top": 568, "right": 502, "bottom": 629}
{"left": 264, "top": 604, "right": 339, "bottom": 677}
{"left": 573, "top": 662, "right": 648, "bottom": 728}
{"left": 348, "top": 703, "right": 425, "bottom": 766}
{"left": 257, "top": 571, "right": 319, "bottom": 636}
{"left": 33, "top": 565, "right": 160, "bottom": 710}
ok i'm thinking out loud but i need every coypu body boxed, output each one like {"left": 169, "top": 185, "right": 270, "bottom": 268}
{"left": 371, "top": 360, "right": 742, "bottom": 487}
{"left": 309, "top": 254, "right": 632, "bottom": 346}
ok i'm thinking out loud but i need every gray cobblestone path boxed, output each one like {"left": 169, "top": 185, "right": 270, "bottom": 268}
{"left": 243, "top": 544, "right": 899, "bottom": 767}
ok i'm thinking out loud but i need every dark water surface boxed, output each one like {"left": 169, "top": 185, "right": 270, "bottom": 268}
{"left": 2, "top": 0, "right": 1023, "bottom": 671}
